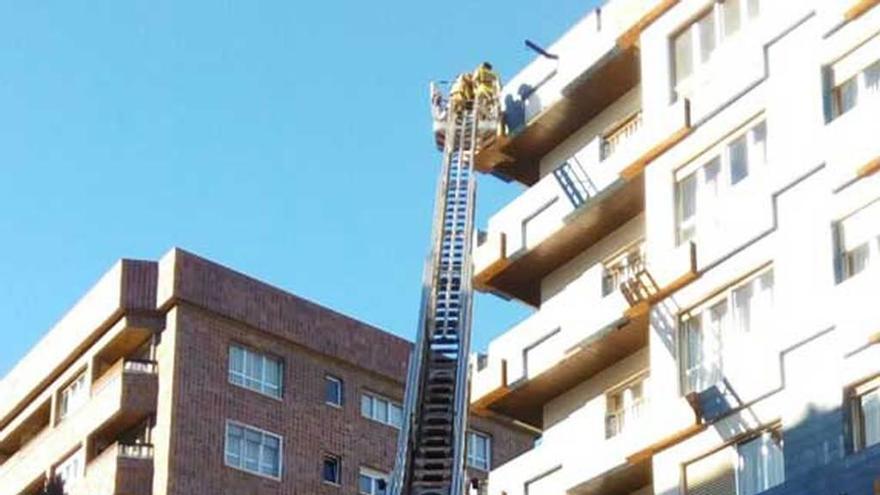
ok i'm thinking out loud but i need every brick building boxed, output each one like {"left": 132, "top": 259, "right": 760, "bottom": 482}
{"left": 0, "top": 248, "right": 534, "bottom": 495}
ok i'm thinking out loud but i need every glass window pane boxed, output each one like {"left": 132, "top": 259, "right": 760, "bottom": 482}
{"left": 729, "top": 135, "right": 749, "bottom": 185}
{"left": 326, "top": 377, "right": 342, "bottom": 405}
{"left": 698, "top": 12, "right": 716, "bottom": 63}
{"left": 724, "top": 0, "right": 742, "bottom": 37}
{"left": 704, "top": 157, "right": 721, "bottom": 192}
{"left": 261, "top": 439, "right": 280, "bottom": 476}
{"left": 226, "top": 426, "right": 242, "bottom": 466}
{"left": 324, "top": 457, "right": 340, "bottom": 483}
{"left": 244, "top": 437, "right": 261, "bottom": 471}
{"left": 375, "top": 399, "right": 389, "bottom": 423}
{"left": 679, "top": 174, "right": 697, "bottom": 221}
{"left": 862, "top": 390, "right": 880, "bottom": 448}
{"left": 390, "top": 404, "right": 403, "bottom": 428}
{"left": 230, "top": 346, "right": 244, "bottom": 375}
{"left": 361, "top": 395, "right": 373, "bottom": 418}
{"left": 264, "top": 358, "right": 282, "bottom": 396}
{"left": 674, "top": 28, "right": 694, "bottom": 84}
{"left": 751, "top": 122, "right": 767, "bottom": 166}
{"left": 765, "top": 433, "right": 785, "bottom": 489}
{"left": 737, "top": 436, "right": 763, "bottom": 495}
{"left": 677, "top": 173, "right": 697, "bottom": 243}
{"left": 683, "top": 317, "right": 705, "bottom": 393}
{"left": 702, "top": 156, "right": 722, "bottom": 226}
{"left": 360, "top": 474, "right": 372, "bottom": 494}
{"left": 705, "top": 303, "right": 726, "bottom": 386}
{"left": 837, "top": 78, "right": 859, "bottom": 116}
{"left": 865, "top": 60, "right": 880, "bottom": 95}
{"left": 245, "top": 350, "right": 263, "bottom": 389}
{"left": 733, "top": 283, "right": 754, "bottom": 333}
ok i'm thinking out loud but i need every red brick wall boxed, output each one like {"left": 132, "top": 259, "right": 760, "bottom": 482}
{"left": 159, "top": 249, "right": 411, "bottom": 382}
{"left": 164, "top": 303, "right": 407, "bottom": 494}
{"left": 162, "top": 302, "right": 533, "bottom": 494}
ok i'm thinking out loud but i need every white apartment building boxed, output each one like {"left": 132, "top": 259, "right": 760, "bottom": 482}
{"left": 468, "top": 1, "right": 880, "bottom": 494}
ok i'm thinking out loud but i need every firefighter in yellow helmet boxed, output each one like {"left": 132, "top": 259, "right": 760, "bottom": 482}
{"left": 473, "top": 62, "right": 500, "bottom": 107}
{"left": 449, "top": 72, "right": 474, "bottom": 113}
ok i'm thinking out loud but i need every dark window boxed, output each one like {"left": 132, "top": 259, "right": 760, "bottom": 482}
{"left": 325, "top": 375, "right": 343, "bottom": 406}
{"left": 323, "top": 455, "right": 341, "bottom": 485}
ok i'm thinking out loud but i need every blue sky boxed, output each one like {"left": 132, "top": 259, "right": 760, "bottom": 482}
{"left": 0, "top": 0, "right": 600, "bottom": 377}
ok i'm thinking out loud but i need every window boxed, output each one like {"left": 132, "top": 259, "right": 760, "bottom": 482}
{"left": 361, "top": 393, "right": 403, "bottom": 428}
{"left": 359, "top": 467, "right": 388, "bottom": 495}
{"left": 736, "top": 431, "right": 785, "bottom": 495}
{"left": 677, "top": 172, "right": 698, "bottom": 244}
{"left": 850, "top": 377, "right": 880, "bottom": 451}
{"left": 56, "top": 448, "right": 84, "bottom": 493}
{"left": 835, "top": 200, "right": 880, "bottom": 281}
{"left": 831, "top": 58, "right": 880, "bottom": 118}
{"left": 58, "top": 373, "right": 88, "bottom": 421}
{"left": 685, "top": 430, "right": 784, "bottom": 495}
{"left": 680, "top": 269, "right": 774, "bottom": 394}
{"left": 675, "top": 121, "right": 767, "bottom": 245}
{"left": 731, "top": 270, "right": 774, "bottom": 335}
{"left": 228, "top": 344, "right": 283, "bottom": 398}
{"left": 672, "top": 0, "right": 762, "bottom": 91}
{"left": 674, "top": 25, "right": 694, "bottom": 83}
{"left": 225, "top": 421, "right": 282, "bottom": 479}
{"left": 728, "top": 135, "right": 749, "bottom": 185}
{"left": 323, "top": 454, "right": 341, "bottom": 485}
{"left": 325, "top": 375, "right": 343, "bottom": 407}
{"left": 467, "top": 431, "right": 492, "bottom": 471}
{"left": 605, "top": 376, "right": 647, "bottom": 438}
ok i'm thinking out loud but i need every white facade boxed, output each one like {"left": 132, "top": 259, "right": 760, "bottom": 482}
{"left": 471, "top": 1, "right": 880, "bottom": 494}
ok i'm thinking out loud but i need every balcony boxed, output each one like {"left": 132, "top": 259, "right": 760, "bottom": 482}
{"left": 71, "top": 443, "right": 154, "bottom": 495}
{"left": 475, "top": 0, "right": 679, "bottom": 185}
{"left": 472, "top": 249, "right": 648, "bottom": 428}
{"left": 825, "top": 91, "right": 880, "bottom": 187}
{"left": 487, "top": 442, "right": 564, "bottom": 495}
{"left": 473, "top": 100, "right": 691, "bottom": 306}
{"left": 472, "top": 241, "right": 698, "bottom": 428}
{"left": 0, "top": 360, "right": 158, "bottom": 495}
{"left": 0, "top": 400, "right": 51, "bottom": 465}
{"left": 564, "top": 398, "right": 696, "bottom": 495}
{"left": 485, "top": 394, "right": 696, "bottom": 495}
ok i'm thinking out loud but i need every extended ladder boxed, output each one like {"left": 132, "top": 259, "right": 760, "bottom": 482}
{"left": 390, "top": 92, "right": 492, "bottom": 495}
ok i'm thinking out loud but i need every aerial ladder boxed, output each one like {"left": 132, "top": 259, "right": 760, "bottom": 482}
{"left": 389, "top": 68, "right": 502, "bottom": 495}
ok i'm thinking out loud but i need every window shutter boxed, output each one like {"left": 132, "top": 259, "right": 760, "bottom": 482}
{"left": 686, "top": 446, "right": 737, "bottom": 495}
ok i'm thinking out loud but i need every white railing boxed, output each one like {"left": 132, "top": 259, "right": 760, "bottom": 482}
{"left": 604, "top": 399, "right": 646, "bottom": 439}
{"left": 123, "top": 360, "right": 158, "bottom": 375}
{"left": 601, "top": 112, "right": 643, "bottom": 161}
{"left": 118, "top": 443, "right": 154, "bottom": 459}
{"left": 601, "top": 243, "right": 646, "bottom": 297}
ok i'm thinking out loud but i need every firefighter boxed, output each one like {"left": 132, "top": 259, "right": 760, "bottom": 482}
{"left": 449, "top": 72, "right": 474, "bottom": 113}
{"left": 473, "top": 62, "right": 500, "bottom": 107}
